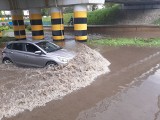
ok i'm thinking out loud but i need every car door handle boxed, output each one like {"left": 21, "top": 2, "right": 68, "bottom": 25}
{"left": 10, "top": 51, "right": 13, "bottom": 54}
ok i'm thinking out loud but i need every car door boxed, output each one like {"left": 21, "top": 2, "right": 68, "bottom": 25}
{"left": 9, "top": 43, "right": 27, "bottom": 65}
{"left": 24, "top": 43, "right": 47, "bottom": 67}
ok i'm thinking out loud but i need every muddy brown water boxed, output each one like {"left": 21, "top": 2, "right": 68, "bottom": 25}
{"left": 1, "top": 40, "right": 160, "bottom": 120}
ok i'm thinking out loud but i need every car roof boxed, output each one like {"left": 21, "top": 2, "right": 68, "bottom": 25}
{"left": 7, "top": 40, "right": 52, "bottom": 44}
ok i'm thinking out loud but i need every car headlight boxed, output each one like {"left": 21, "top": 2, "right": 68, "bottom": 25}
{"left": 58, "top": 57, "right": 68, "bottom": 63}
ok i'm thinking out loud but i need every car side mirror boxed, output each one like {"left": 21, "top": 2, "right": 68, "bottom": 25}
{"left": 35, "top": 51, "right": 42, "bottom": 55}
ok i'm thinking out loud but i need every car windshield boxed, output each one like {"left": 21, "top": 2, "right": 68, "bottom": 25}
{"left": 36, "top": 41, "right": 61, "bottom": 53}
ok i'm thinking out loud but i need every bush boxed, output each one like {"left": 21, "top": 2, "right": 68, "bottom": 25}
{"left": 87, "top": 4, "right": 121, "bottom": 25}
{"left": 0, "top": 25, "right": 10, "bottom": 32}
{"left": 24, "top": 22, "right": 30, "bottom": 28}
{"left": 26, "top": 25, "right": 31, "bottom": 31}
{"left": 63, "top": 5, "right": 121, "bottom": 25}
{"left": 64, "top": 13, "right": 73, "bottom": 25}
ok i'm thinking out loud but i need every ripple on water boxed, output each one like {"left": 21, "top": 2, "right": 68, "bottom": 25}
{"left": 76, "top": 65, "right": 160, "bottom": 120}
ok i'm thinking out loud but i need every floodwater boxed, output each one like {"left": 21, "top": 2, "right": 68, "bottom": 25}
{"left": 1, "top": 39, "right": 160, "bottom": 120}
{"left": 77, "top": 67, "right": 160, "bottom": 120}
{"left": 0, "top": 43, "right": 110, "bottom": 119}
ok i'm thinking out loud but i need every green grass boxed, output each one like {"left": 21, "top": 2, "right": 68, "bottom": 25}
{"left": 87, "top": 38, "right": 160, "bottom": 47}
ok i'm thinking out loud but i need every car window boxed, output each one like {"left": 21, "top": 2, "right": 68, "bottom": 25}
{"left": 26, "top": 43, "right": 40, "bottom": 53}
{"left": 7, "top": 43, "right": 13, "bottom": 49}
{"left": 36, "top": 41, "right": 61, "bottom": 53}
{"left": 12, "top": 43, "right": 24, "bottom": 51}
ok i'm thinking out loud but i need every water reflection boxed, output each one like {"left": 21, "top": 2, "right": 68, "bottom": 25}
{"left": 76, "top": 66, "right": 160, "bottom": 120}
{"left": 54, "top": 41, "right": 65, "bottom": 48}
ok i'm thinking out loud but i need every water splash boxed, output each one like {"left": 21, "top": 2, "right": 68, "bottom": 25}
{"left": 0, "top": 44, "right": 110, "bottom": 120}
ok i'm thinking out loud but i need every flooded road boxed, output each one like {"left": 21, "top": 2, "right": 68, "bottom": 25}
{"left": 77, "top": 65, "right": 160, "bottom": 120}
{"left": 0, "top": 40, "right": 160, "bottom": 120}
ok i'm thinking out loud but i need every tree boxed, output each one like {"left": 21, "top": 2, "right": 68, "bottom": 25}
{"left": 41, "top": 8, "right": 50, "bottom": 16}
{"left": 103, "top": 3, "right": 115, "bottom": 8}
{"left": 63, "top": 7, "right": 73, "bottom": 13}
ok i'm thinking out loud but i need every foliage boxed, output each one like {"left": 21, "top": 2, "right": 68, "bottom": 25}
{"left": 87, "top": 38, "right": 160, "bottom": 47}
{"left": 0, "top": 5, "right": 121, "bottom": 26}
{"left": 87, "top": 4, "right": 121, "bottom": 25}
{"left": 0, "top": 26, "right": 10, "bottom": 31}
{"left": 63, "top": 7, "right": 74, "bottom": 13}
{"left": 41, "top": 8, "right": 50, "bottom": 16}
{"left": 153, "top": 18, "right": 160, "bottom": 25}
{"left": 26, "top": 25, "right": 31, "bottom": 31}
{"left": 103, "top": 3, "right": 116, "bottom": 8}
{"left": 63, "top": 13, "right": 73, "bottom": 25}
{"left": 63, "top": 5, "right": 121, "bottom": 25}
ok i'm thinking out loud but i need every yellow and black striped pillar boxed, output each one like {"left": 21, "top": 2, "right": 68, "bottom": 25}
{"left": 29, "top": 9, "right": 44, "bottom": 40}
{"left": 11, "top": 10, "right": 26, "bottom": 40}
{"left": 51, "top": 7, "right": 64, "bottom": 41}
{"left": 74, "top": 5, "right": 87, "bottom": 41}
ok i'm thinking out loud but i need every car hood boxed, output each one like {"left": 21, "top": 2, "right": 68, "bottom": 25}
{"left": 47, "top": 49, "right": 76, "bottom": 58}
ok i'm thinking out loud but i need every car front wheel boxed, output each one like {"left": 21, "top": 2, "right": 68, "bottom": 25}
{"left": 46, "top": 61, "right": 58, "bottom": 68}
{"left": 3, "top": 58, "right": 13, "bottom": 65}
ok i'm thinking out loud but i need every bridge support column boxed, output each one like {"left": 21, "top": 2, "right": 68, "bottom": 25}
{"left": 74, "top": 5, "right": 87, "bottom": 41}
{"left": 29, "top": 9, "right": 44, "bottom": 40}
{"left": 11, "top": 10, "right": 26, "bottom": 40}
{"left": 51, "top": 7, "right": 64, "bottom": 41}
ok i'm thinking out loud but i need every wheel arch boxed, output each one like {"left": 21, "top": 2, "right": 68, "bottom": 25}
{"left": 45, "top": 61, "right": 58, "bottom": 66}
{"left": 2, "top": 57, "right": 13, "bottom": 63}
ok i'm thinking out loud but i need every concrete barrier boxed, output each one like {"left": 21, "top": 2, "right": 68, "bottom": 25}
{"left": 63, "top": 25, "right": 160, "bottom": 33}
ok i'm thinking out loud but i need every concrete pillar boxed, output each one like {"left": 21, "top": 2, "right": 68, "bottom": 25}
{"left": 29, "top": 9, "right": 44, "bottom": 40}
{"left": 11, "top": 10, "right": 26, "bottom": 40}
{"left": 51, "top": 7, "right": 64, "bottom": 41}
{"left": 74, "top": 5, "right": 87, "bottom": 41}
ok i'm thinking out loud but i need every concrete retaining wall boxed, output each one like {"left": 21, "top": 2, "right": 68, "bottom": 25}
{"left": 44, "top": 25, "right": 160, "bottom": 38}
{"left": 63, "top": 25, "right": 160, "bottom": 33}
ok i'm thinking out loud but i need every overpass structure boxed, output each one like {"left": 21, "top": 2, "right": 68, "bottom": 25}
{"left": 105, "top": 0, "right": 160, "bottom": 4}
{"left": 105, "top": 0, "right": 160, "bottom": 9}
{"left": 0, "top": 0, "right": 105, "bottom": 41}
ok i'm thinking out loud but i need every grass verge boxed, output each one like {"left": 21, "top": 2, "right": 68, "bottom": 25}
{"left": 87, "top": 38, "right": 160, "bottom": 47}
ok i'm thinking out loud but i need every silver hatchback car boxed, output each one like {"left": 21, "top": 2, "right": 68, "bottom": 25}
{"left": 2, "top": 40, "right": 75, "bottom": 67}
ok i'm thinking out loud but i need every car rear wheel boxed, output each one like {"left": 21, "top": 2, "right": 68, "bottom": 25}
{"left": 46, "top": 61, "right": 58, "bottom": 68}
{"left": 3, "top": 58, "right": 13, "bottom": 65}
